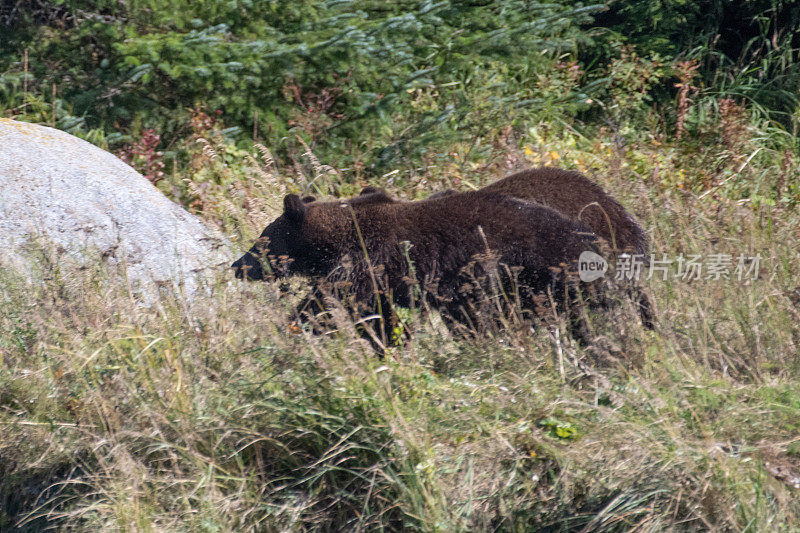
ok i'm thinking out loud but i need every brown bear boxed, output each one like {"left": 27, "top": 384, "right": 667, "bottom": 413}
{"left": 478, "top": 168, "right": 652, "bottom": 323}
{"left": 232, "top": 189, "right": 607, "bottom": 343}
{"left": 425, "top": 167, "right": 649, "bottom": 255}
{"left": 417, "top": 168, "right": 654, "bottom": 328}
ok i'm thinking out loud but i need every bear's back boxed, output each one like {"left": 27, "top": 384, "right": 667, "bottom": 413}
{"left": 479, "top": 168, "right": 648, "bottom": 255}
{"left": 343, "top": 191, "right": 602, "bottom": 278}
{"left": 346, "top": 191, "right": 604, "bottom": 304}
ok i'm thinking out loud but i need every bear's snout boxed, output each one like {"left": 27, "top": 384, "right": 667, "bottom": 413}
{"left": 231, "top": 252, "right": 265, "bottom": 280}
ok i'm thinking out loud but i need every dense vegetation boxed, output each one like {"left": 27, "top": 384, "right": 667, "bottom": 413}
{"left": 2, "top": 0, "right": 800, "bottom": 530}
{"left": 4, "top": 0, "right": 800, "bottom": 172}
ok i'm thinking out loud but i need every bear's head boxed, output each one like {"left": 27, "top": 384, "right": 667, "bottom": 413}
{"left": 232, "top": 191, "right": 396, "bottom": 280}
{"left": 232, "top": 194, "right": 332, "bottom": 280}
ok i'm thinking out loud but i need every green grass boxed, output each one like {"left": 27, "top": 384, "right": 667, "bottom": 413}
{"left": 2, "top": 119, "right": 800, "bottom": 531}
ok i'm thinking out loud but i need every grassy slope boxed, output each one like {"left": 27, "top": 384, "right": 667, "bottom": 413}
{"left": 2, "top": 121, "right": 800, "bottom": 531}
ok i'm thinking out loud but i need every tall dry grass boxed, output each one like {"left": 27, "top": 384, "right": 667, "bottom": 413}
{"left": 2, "top": 124, "right": 800, "bottom": 531}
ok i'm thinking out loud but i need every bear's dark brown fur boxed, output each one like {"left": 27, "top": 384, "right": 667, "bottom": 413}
{"left": 427, "top": 168, "right": 649, "bottom": 255}
{"left": 478, "top": 168, "right": 652, "bottom": 325}
{"left": 232, "top": 189, "right": 605, "bottom": 337}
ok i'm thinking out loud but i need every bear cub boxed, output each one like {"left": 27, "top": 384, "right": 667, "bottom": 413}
{"left": 431, "top": 167, "right": 649, "bottom": 255}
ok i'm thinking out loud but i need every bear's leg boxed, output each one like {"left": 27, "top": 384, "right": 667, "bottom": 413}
{"left": 635, "top": 290, "right": 655, "bottom": 329}
{"left": 529, "top": 281, "right": 597, "bottom": 347}
{"left": 360, "top": 292, "right": 410, "bottom": 356}
{"left": 566, "top": 305, "right": 595, "bottom": 347}
{"left": 292, "top": 286, "right": 332, "bottom": 335}
{"left": 294, "top": 287, "right": 405, "bottom": 356}
{"left": 436, "top": 296, "right": 498, "bottom": 337}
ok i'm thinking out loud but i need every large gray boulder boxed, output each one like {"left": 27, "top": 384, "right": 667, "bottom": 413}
{"left": 0, "top": 118, "right": 232, "bottom": 295}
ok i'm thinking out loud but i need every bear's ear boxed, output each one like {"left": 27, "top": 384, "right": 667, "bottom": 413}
{"left": 283, "top": 194, "right": 307, "bottom": 222}
{"left": 360, "top": 186, "right": 386, "bottom": 196}
{"left": 302, "top": 195, "right": 316, "bottom": 203}
{"left": 350, "top": 190, "right": 396, "bottom": 206}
